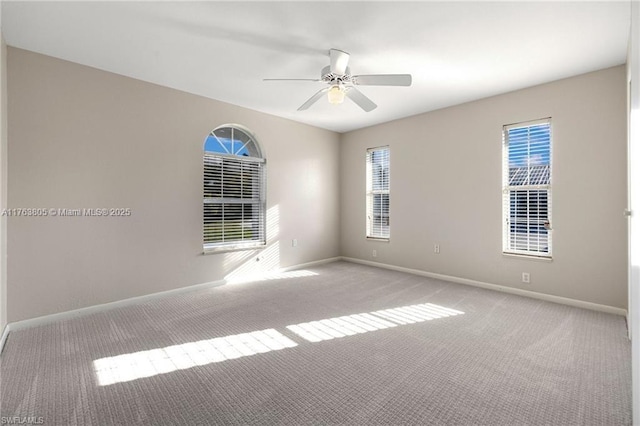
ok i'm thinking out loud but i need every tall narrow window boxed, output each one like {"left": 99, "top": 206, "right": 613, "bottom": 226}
{"left": 203, "top": 125, "right": 266, "bottom": 253}
{"left": 366, "top": 146, "right": 390, "bottom": 240}
{"left": 502, "top": 119, "right": 552, "bottom": 257}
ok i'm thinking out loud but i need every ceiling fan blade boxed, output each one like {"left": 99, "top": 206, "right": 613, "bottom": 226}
{"left": 263, "top": 78, "right": 321, "bottom": 82}
{"left": 297, "top": 87, "right": 329, "bottom": 111}
{"left": 352, "top": 74, "right": 412, "bottom": 86}
{"left": 345, "top": 87, "right": 377, "bottom": 112}
{"left": 330, "top": 49, "right": 350, "bottom": 75}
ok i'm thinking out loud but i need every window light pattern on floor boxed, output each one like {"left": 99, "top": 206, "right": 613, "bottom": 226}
{"left": 93, "top": 302, "right": 464, "bottom": 386}
{"left": 93, "top": 329, "right": 297, "bottom": 386}
{"left": 226, "top": 269, "right": 318, "bottom": 285}
{"left": 286, "top": 303, "right": 464, "bottom": 343}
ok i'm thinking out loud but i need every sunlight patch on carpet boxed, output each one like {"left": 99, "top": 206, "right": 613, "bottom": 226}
{"left": 93, "top": 302, "right": 463, "bottom": 386}
{"left": 93, "top": 329, "right": 297, "bottom": 386}
{"left": 286, "top": 303, "right": 464, "bottom": 342}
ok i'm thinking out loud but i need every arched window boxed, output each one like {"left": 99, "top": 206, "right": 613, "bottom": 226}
{"left": 203, "top": 125, "right": 266, "bottom": 252}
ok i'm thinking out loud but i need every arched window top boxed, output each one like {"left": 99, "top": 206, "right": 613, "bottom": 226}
{"left": 204, "top": 124, "right": 262, "bottom": 158}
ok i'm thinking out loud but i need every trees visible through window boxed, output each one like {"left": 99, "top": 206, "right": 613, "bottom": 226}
{"left": 203, "top": 125, "right": 266, "bottom": 252}
{"left": 366, "top": 146, "right": 390, "bottom": 240}
{"left": 503, "top": 119, "right": 552, "bottom": 257}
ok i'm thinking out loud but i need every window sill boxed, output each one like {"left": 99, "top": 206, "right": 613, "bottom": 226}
{"left": 203, "top": 242, "right": 266, "bottom": 255}
{"left": 502, "top": 252, "right": 553, "bottom": 262}
{"left": 367, "top": 237, "right": 390, "bottom": 242}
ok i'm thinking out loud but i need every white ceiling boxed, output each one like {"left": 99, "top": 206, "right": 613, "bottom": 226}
{"left": 1, "top": 1, "right": 631, "bottom": 133}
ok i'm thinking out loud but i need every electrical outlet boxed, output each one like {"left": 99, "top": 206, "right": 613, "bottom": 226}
{"left": 372, "top": 249, "right": 377, "bottom": 258}
{"left": 292, "top": 239, "right": 298, "bottom": 247}
{"left": 522, "top": 272, "right": 530, "bottom": 283}
{"left": 434, "top": 244, "right": 440, "bottom": 254}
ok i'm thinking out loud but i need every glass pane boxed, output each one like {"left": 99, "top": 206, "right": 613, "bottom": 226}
{"left": 207, "top": 127, "right": 261, "bottom": 158}
{"left": 507, "top": 123, "right": 550, "bottom": 186}
{"left": 371, "top": 193, "right": 390, "bottom": 237}
{"left": 231, "top": 128, "right": 252, "bottom": 157}
{"left": 508, "top": 190, "right": 548, "bottom": 253}
{"left": 204, "top": 203, "right": 223, "bottom": 243}
{"left": 207, "top": 128, "right": 233, "bottom": 154}
{"left": 204, "top": 202, "right": 262, "bottom": 245}
{"left": 370, "top": 149, "right": 389, "bottom": 191}
{"left": 204, "top": 155, "right": 223, "bottom": 197}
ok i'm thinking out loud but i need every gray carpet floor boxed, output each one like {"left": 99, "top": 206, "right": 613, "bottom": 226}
{"left": 0, "top": 261, "right": 631, "bottom": 425}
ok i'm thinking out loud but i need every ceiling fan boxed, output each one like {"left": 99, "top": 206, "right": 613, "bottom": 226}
{"left": 264, "top": 49, "right": 412, "bottom": 112}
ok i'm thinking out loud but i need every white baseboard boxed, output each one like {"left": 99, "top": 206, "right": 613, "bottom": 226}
{"left": 279, "top": 256, "right": 341, "bottom": 272}
{"left": 341, "top": 257, "right": 627, "bottom": 317}
{"left": 6, "top": 279, "right": 227, "bottom": 334}
{"left": 0, "top": 256, "right": 343, "bottom": 350}
{"left": 0, "top": 323, "right": 10, "bottom": 355}
{"left": 3, "top": 254, "right": 622, "bottom": 355}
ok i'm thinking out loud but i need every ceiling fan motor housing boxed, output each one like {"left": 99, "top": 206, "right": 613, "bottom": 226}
{"left": 321, "top": 65, "right": 351, "bottom": 84}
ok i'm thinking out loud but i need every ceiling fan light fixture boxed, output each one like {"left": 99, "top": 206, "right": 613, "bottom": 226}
{"left": 266, "top": 49, "right": 408, "bottom": 112}
{"left": 327, "top": 85, "right": 345, "bottom": 105}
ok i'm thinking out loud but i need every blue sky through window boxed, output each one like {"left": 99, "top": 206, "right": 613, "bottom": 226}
{"left": 508, "top": 124, "right": 550, "bottom": 168}
{"left": 204, "top": 134, "right": 251, "bottom": 156}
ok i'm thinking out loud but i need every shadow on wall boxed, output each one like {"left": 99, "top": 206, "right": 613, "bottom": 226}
{"left": 222, "top": 205, "right": 281, "bottom": 282}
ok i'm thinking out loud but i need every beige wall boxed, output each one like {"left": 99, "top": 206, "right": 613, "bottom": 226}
{"left": 6, "top": 47, "right": 628, "bottom": 322}
{"left": 7, "top": 48, "right": 341, "bottom": 322}
{"left": 340, "top": 66, "right": 628, "bottom": 309}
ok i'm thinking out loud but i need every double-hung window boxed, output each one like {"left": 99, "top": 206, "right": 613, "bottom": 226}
{"left": 203, "top": 125, "right": 266, "bottom": 253}
{"left": 502, "top": 119, "right": 552, "bottom": 257}
{"left": 366, "top": 146, "right": 390, "bottom": 240}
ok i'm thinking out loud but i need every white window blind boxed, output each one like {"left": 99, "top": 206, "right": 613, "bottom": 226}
{"left": 366, "top": 146, "right": 390, "bottom": 239}
{"left": 502, "top": 119, "right": 552, "bottom": 257}
{"left": 203, "top": 126, "right": 266, "bottom": 252}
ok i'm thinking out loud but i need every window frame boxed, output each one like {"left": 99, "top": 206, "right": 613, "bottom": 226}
{"left": 203, "top": 125, "right": 266, "bottom": 254}
{"left": 502, "top": 118, "right": 553, "bottom": 259}
{"left": 366, "top": 146, "right": 390, "bottom": 241}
